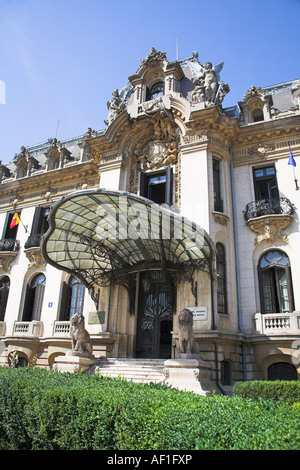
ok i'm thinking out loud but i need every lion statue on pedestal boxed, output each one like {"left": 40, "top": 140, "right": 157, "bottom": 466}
{"left": 178, "top": 308, "right": 197, "bottom": 354}
{"left": 70, "top": 313, "right": 93, "bottom": 355}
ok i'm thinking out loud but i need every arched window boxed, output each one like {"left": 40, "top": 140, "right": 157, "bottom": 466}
{"left": 216, "top": 243, "right": 227, "bottom": 314}
{"left": 60, "top": 275, "right": 85, "bottom": 320}
{"left": 0, "top": 276, "right": 10, "bottom": 321}
{"left": 268, "top": 362, "right": 297, "bottom": 381}
{"left": 22, "top": 273, "right": 46, "bottom": 321}
{"left": 258, "top": 250, "right": 294, "bottom": 314}
{"left": 146, "top": 82, "right": 164, "bottom": 101}
{"left": 252, "top": 107, "right": 264, "bottom": 122}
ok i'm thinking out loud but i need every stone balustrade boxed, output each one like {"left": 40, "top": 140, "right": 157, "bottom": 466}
{"left": 253, "top": 312, "right": 300, "bottom": 335}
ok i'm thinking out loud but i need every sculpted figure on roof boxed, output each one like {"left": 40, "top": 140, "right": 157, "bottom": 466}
{"left": 105, "top": 89, "right": 126, "bottom": 126}
{"left": 191, "top": 60, "right": 229, "bottom": 106}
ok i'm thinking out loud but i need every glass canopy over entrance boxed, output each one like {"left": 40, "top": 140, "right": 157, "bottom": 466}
{"left": 41, "top": 189, "right": 214, "bottom": 310}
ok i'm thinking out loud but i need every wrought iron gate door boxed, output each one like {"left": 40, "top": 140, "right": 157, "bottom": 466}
{"left": 136, "top": 271, "right": 174, "bottom": 359}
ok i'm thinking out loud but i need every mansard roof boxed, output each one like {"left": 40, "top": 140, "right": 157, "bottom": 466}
{"left": 1, "top": 48, "right": 299, "bottom": 182}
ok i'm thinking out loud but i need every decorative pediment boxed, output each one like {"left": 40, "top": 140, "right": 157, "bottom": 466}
{"left": 45, "top": 138, "right": 72, "bottom": 170}
{"left": 136, "top": 48, "right": 167, "bottom": 74}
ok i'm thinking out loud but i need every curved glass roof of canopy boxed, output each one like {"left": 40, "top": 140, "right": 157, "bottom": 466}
{"left": 41, "top": 189, "right": 215, "bottom": 297}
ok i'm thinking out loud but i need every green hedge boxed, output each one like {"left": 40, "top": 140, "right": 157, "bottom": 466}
{"left": 0, "top": 367, "right": 299, "bottom": 450}
{"left": 233, "top": 380, "right": 300, "bottom": 404}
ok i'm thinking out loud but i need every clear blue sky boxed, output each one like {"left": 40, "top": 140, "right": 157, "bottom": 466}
{"left": 0, "top": 0, "right": 299, "bottom": 164}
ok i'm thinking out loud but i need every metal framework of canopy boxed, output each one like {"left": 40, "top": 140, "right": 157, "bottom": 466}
{"left": 41, "top": 189, "right": 215, "bottom": 312}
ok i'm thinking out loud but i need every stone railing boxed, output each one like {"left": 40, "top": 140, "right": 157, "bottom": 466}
{"left": 0, "top": 238, "right": 20, "bottom": 252}
{"left": 244, "top": 197, "right": 294, "bottom": 221}
{"left": 24, "top": 234, "right": 42, "bottom": 249}
{"left": 53, "top": 321, "right": 70, "bottom": 336}
{"left": 13, "top": 321, "right": 43, "bottom": 337}
{"left": 253, "top": 312, "right": 300, "bottom": 335}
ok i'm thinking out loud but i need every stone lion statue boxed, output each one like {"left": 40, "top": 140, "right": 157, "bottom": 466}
{"left": 178, "top": 308, "right": 196, "bottom": 354}
{"left": 70, "top": 313, "right": 93, "bottom": 355}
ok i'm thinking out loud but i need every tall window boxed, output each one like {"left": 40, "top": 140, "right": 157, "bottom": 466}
{"left": 213, "top": 159, "right": 223, "bottom": 212}
{"left": 25, "top": 206, "right": 49, "bottom": 248}
{"left": 146, "top": 82, "right": 164, "bottom": 101}
{"left": 60, "top": 275, "right": 85, "bottom": 320}
{"left": 258, "top": 250, "right": 294, "bottom": 314}
{"left": 1, "top": 212, "right": 20, "bottom": 241}
{"left": 22, "top": 273, "right": 46, "bottom": 321}
{"left": 216, "top": 242, "right": 227, "bottom": 314}
{"left": 253, "top": 166, "right": 279, "bottom": 202}
{"left": 140, "top": 166, "right": 173, "bottom": 205}
{"left": 0, "top": 276, "right": 10, "bottom": 321}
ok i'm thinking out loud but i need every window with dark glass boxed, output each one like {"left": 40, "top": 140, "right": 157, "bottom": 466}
{"left": 213, "top": 159, "right": 223, "bottom": 212}
{"left": 140, "top": 166, "right": 173, "bottom": 205}
{"left": 221, "top": 360, "right": 231, "bottom": 385}
{"left": 0, "top": 276, "right": 10, "bottom": 321}
{"left": 146, "top": 82, "right": 164, "bottom": 101}
{"left": 2, "top": 212, "right": 20, "bottom": 241}
{"left": 25, "top": 206, "right": 50, "bottom": 249}
{"left": 252, "top": 108, "right": 264, "bottom": 122}
{"left": 22, "top": 273, "right": 46, "bottom": 321}
{"left": 216, "top": 242, "right": 227, "bottom": 314}
{"left": 253, "top": 166, "right": 279, "bottom": 202}
{"left": 60, "top": 275, "right": 85, "bottom": 321}
{"left": 268, "top": 362, "right": 297, "bottom": 381}
{"left": 258, "top": 250, "right": 294, "bottom": 314}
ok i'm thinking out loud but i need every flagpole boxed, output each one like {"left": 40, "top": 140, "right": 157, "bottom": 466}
{"left": 20, "top": 217, "right": 28, "bottom": 233}
{"left": 293, "top": 167, "right": 299, "bottom": 191}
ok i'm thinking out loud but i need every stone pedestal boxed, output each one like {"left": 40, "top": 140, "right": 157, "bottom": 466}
{"left": 53, "top": 350, "right": 98, "bottom": 374}
{"left": 164, "top": 355, "right": 218, "bottom": 395}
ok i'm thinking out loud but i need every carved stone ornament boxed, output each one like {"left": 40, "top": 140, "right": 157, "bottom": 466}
{"left": 139, "top": 96, "right": 165, "bottom": 115}
{"left": 24, "top": 246, "right": 46, "bottom": 267}
{"left": 191, "top": 61, "right": 229, "bottom": 106}
{"left": 246, "top": 215, "right": 293, "bottom": 245}
{"left": 0, "top": 252, "right": 18, "bottom": 271}
{"left": 248, "top": 143, "right": 275, "bottom": 159}
{"left": 242, "top": 85, "right": 266, "bottom": 103}
{"left": 105, "top": 89, "right": 126, "bottom": 126}
{"left": 178, "top": 308, "right": 196, "bottom": 354}
{"left": 138, "top": 140, "right": 178, "bottom": 170}
{"left": 70, "top": 313, "right": 93, "bottom": 355}
{"left": 136, "top": 47, "right": 167, "bottom": 73}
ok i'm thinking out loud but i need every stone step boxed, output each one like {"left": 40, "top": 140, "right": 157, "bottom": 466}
{"left": 94, "top": 358, "right": 166, "bottom": 383}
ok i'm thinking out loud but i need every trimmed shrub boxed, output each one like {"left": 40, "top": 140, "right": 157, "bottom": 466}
{"left": 233, "top": 380, "right": 300, "bottom": 404}
{"left": 0, "top": 367, "right": 299, "bottom": 450}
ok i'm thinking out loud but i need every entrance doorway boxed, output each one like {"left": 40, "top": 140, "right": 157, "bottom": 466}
{"left": 135, "top": 271, "right": 174, "bottom": 359}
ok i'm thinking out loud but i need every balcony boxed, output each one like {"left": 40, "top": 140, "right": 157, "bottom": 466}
{"left": 244, "top": 198, "right": 294, "bottom": 244}
{"left": 244, "top": 197, "right": 294, "bottom": 221}
{"left": 13, "top": 321, "right": 43, "bottom": 337}
{"left": 0, "top": 238, "right": 20, "bottom": 271}
{"left": 254, "top": 312, "right": 300, "bottom": 335}
{"left": 24, "top": 234, "right": 45, "bottom": 267}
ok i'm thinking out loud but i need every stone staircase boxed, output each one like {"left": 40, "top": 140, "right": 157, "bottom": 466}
{"left": 93, "top": 358, "right": 167, "bottom": 384}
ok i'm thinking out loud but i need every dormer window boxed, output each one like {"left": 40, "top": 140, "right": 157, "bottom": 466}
{"left": 146, "top": 82, "right": 164, "bottom": 101}
{"left": 252, "top": 108, "right": 264, "bottom": 122}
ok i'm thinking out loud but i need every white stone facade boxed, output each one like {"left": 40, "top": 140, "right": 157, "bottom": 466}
{"left": 0, "top": 49, "right": 299, "bottom": 391}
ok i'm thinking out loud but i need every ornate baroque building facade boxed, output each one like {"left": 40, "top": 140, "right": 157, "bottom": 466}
{"left": 0, "top": 48, "right": 299, "bottom": 392}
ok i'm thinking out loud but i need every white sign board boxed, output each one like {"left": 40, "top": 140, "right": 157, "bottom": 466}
{"left": 187, "top": 306, "right": 208, "bottom": 321}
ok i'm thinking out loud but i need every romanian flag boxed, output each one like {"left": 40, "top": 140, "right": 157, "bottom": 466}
{"left": 10, "top": 213, "right": 20, "bottom": 229}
